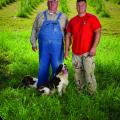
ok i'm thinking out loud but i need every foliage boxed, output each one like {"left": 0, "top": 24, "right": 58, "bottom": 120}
{"left": 88, "top": 0, "right": 110, "bottom": 17}
{"left": 18, "top": 0, "right": 44, "bottom": 17}
{"left": 0, "top": 0, "right": 16, "bottom": 9}
{"left": 106, "top": 0, "right": 120, "bottom": 4}
{"left": 60, "top": 0, "right": 69, "bottom": 15}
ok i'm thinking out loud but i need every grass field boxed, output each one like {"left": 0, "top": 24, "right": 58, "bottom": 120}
{"left": 0, "top": 0, "right": 120, "bottom": 120}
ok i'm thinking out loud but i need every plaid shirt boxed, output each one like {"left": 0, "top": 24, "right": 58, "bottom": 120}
{"left": 30, "top": 10, "right": 68, "bottom": 47}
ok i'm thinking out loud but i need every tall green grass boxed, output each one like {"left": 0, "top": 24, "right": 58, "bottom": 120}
{"left": 88, "top": 0, "right": 110, "bottom": 17}
{"left": 0, "top": 84, "right": 120, "bottom": 119}
{"left": 95, "top": 35, "right": 120, "bottom": 89}
{"left": 0, "top": 31, "right": 120, "bottom": 120}
{"left": 0, "top": 0, "right": 16, "bottom": 9}
{"left": 60, "top": 0, "right": 69, "bottom": 15}
{"left": 0, "top": 49, "right": 10, "bottom": 82}
{"left": 18, "top": 0, "right": 44, "bottom": 17}
{"left": 0, "top": 31, "right": 38, "bottom": 90}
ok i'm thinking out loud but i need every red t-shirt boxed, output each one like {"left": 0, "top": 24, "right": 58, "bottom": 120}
{"left": 66, "top": 13, "right": 101, "bottom": 55}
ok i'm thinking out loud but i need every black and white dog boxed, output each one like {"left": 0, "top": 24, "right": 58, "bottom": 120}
{"left": 21, "top": 75, "right": 38, "bottom": 88}
{"left": 37, "top": 64, "right": 69, "bottom": 96}
{"left": 21, "top": 64, "right": 69, "bottom": 96}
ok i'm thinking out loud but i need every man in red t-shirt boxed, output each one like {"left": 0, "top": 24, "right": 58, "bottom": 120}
{"left": 65, "top": 0, "right": 101, "bottom": 95}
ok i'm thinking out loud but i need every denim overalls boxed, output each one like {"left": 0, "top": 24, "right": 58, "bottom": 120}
{"left": 37, "top": 11, "right": 64, "bottom": 86}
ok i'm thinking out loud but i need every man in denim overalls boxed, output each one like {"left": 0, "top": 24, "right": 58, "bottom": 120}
{"left": 30, "top": 0, "right": 68, "bottom": 87}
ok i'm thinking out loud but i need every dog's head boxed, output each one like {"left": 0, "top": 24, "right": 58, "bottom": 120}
{"left": 56, "top": 64, "right": 68, "bottom": 78}
{"left": 21, "top": 75, "right": 36, "bottom": 87}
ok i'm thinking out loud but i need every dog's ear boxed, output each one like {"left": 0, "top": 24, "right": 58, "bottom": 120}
{"left": 27, "top": 76, "right": 35, "bottom": 84}
{"left": 56, "top": 64, "right": 63, "bottom": 75}
{"left": 22, "top": 75, "right": 33, "bottom": 85}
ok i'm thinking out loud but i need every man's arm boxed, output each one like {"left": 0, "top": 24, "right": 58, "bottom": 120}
{"left": 89, "top": 28, "right": 101, "bottom": 56}
{"left": 30, "top": 15, "right": 39, "bottom": 52}
{"left": 65, "top": 32, "right": 71, "bottom": 59}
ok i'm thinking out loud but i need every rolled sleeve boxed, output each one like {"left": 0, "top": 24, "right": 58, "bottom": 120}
{"left": 30, "top": 12, "right": 43, "bottom": 47}
{"left": 59, "top": 13, "right": 68, "bottom": 31}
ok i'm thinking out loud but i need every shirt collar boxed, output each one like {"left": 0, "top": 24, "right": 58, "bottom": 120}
{"left": 47, "top": 10, "right": 59, "bottom": 15}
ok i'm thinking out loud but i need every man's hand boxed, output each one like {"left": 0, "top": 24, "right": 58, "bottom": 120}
{"left": 32, "top": 46, "right": 37, "bottom": 52}
{"left": 89, "top": 47, "right": 96, "bottom": 57}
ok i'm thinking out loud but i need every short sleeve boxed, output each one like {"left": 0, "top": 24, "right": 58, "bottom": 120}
{"left": 90, "top": 16, "right": 101, "bottom": 31}
{"left": 66, "top": 19, "right": 72, "bottom": 33}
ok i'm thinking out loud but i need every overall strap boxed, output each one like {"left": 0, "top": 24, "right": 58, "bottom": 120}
{"left": 43, "top": 11, "right": 47, "bottom": 21}
{"left": 56, "top": 12, "right": 62, "bottom": 21}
